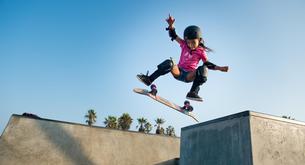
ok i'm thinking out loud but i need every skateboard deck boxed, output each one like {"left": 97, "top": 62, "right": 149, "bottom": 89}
{"left": 133, "top": 88, "right": 199, "bottom": 122}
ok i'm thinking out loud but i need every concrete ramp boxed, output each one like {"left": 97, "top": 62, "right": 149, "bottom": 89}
{"left": 0, "top": 115, "right": 180, "bottom": 165}
{"left": 180, "top": 111, "right": 305, "bottom": 165}
{"left": 2, "top": 111, "right": 304, "bottom": 165}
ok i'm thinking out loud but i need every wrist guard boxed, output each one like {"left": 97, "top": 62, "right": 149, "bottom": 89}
{"left": 166, "top": 27, "right": 177, "bottom": 41}
{"left": 204, "top": 61, "right": 217, "bottom": 70}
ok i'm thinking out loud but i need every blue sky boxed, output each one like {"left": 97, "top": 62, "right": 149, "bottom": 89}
{"left": 1, "top": 0, "right": 305, "bottom": 136}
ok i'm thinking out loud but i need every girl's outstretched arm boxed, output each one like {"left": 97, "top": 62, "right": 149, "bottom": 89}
{"left": 166, "top": 14, "right": 183, "bottom": 44}
{"left": 215, "top": 66, "right": 229, "bottom": 72}
{"left": 205, "top": 61, "right": 229, "bottom": 72}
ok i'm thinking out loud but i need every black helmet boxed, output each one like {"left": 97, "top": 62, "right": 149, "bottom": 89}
{"left": 183, "top": 25, "right": 202, "bottom": 40}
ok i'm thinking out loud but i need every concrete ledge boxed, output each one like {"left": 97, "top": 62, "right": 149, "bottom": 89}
{"left": 180, "top": 111, "right": 305, "bottom": 165}
{"left": 0, "top": 114, "right": 180, "bottom": 165}
{"left": 7, "top": 114, "right": 180, "bottom": 138}
{"left": 182, "top": 110, "right": 305, "bottom": 132}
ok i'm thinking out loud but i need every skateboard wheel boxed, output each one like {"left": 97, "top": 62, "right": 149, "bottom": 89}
{"left": 184, "top": 100, "right": 190, "bottom": 106}
{"left": 150, "top": 84, "right": 157, "bottom": 90}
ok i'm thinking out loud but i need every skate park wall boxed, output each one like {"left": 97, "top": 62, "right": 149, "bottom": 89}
{"left": 0, "top": 115, "right": 180, "bottom": 165}
{"left": 180, "top": 111, "right": 305, "bottom": 165}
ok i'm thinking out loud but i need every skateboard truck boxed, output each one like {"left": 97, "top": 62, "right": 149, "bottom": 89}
{"left": 182, "top": 100, "right": 193, "bottom": 112}
{"left": 149, "top": 84, "right": 157, "bottom": 96}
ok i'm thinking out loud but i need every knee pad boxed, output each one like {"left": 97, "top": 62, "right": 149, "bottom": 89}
{"left": 194, "top": 65, "right": 208, "bottom": 85}
{"left": 197, "top": 65, "right": 208, "bottom": 77}
{"left": 157, "top": 59, "right": 174, "bottom": 75}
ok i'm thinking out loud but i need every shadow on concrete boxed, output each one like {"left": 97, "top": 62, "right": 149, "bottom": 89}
{"left": 36, "top": 120, "right": 95, "bottom": 165}
{"left": 155, "top": 158, "right": 179, "bottom": 165}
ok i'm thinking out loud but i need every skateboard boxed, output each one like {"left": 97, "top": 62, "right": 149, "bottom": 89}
{"left": 133, "top": 84, "right": 199, "bottom": 122}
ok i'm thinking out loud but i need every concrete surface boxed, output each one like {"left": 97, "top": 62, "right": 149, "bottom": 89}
{"left": 180, "top": 111, "right": 253, "bottom": 165}
{"left": 250, "top": 112, "right": 305, "bottom": 165}
{"left": 180, "top": 111, "right": 305, "bottom": 165}
{"left": 0, "top": 115, "right": 180, "bottom": 165}
{"left": 2, "top": 111, "right": 305, "bottom": 165}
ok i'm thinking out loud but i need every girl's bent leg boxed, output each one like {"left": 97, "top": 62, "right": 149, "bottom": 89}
{"left": 137, "top": 59, "right": 174, "bottom": 86}
{"left": 186, "top": 65, "right": 208, "bottom": 101}
{"left": 171, "top": 65, "right": 180, "bottom": 78}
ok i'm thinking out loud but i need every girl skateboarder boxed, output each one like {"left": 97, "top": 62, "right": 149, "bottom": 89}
{"left": 137, "top": 15, "right": 229, "bottom": 102}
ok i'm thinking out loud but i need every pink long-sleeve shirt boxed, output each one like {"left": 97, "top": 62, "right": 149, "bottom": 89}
{"left": 177, "top": 40, "right": 208, "bottom": 72}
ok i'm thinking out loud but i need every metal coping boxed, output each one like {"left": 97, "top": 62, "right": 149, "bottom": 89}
{"left": 182, "top": 110, "right": 305, "bottom": 131}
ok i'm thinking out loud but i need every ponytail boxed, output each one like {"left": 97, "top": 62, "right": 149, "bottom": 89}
{"left": 199, "top": 39, "right": 213, "bottom": 52}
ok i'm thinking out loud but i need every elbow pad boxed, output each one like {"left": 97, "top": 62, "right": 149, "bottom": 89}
{"left": 204, "top": 61, "right": 217, "bottom": 70}
{"left": 166, "top": 27, "right": 178, "bottom": 41}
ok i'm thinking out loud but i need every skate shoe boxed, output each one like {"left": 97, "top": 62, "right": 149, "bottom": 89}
{"left": 186, "top": 92, "right": 203, "bottom": 102}
{"left": 136, "top": 72, "right": 152, "bottom": 86}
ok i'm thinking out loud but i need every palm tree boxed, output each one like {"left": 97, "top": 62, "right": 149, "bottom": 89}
{"left": 144, "top": 122, "right": 152, "bottom": 133}
{"left": 166, "top": 125, "right": 176, "bottom": 137}
{"left": 104, "top": 116, "right": 118, "bottom": 129}
{"left": 118, "top": 113, "right": 133, "bottom": 130}
{"left": 85, "top": 109, "right": 97, "bottom": 126}
{"left": 137, "top": 117, "right": 147, "bottom": 132}
{"left": 155, "top": 118, "right": 165, "bottom": 135}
